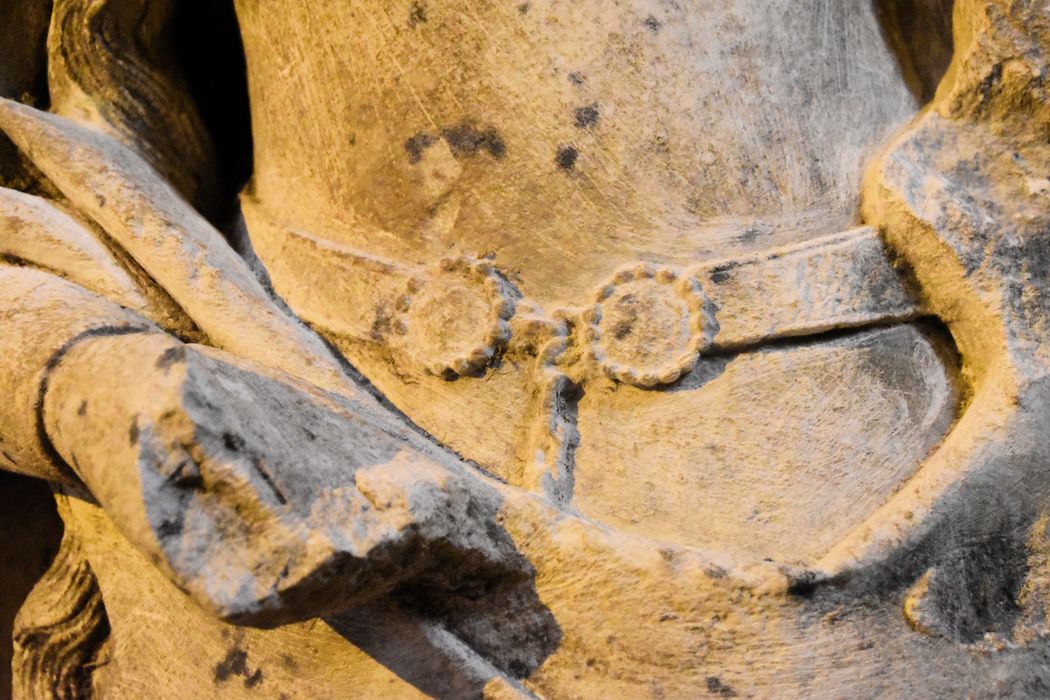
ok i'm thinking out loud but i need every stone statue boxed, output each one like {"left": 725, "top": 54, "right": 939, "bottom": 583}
{"left": 1, "top": 0, "right": 1049, "bottom": 696}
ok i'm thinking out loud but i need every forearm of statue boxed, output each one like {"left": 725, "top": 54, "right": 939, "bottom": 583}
{"left": 0, "top": 265, "right": 527, "bottom": 625}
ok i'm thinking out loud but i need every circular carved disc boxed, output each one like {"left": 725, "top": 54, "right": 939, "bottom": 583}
{"left": 397, "top": 258, "right": 513, "bottom": 376}
{"left": 587, "top": 267, "right": 709, "bottom": 387}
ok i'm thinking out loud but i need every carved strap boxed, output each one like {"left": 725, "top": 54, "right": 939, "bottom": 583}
{"left": 245, "top": 194, "right": 921, "bottom": 387}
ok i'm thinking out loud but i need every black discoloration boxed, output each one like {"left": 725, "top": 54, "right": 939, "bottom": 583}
{"left": 709, "top": 269, "right": 732, "bottom": 285}
{"left": 165, "top": 457, "right": 203, "bottom": 488}
{"left": 155, "top": 345, "right": 187, "bottom": 371}
{"left": 707, "top": 261, "right": 739, "bottom": 285}
{"left": 706, "top": 676, "right": 737, "bottom": 697}
{"left": 408, "top": 0, "right": 427, "bottom": 26}
{"left": 245, "top": 669, "right": 264, "bottom": 689}
{"left": 77, "top": 400, "right": 88, "bottom": 417}
{"left": 643, "top": 15, "right": 662, "bottom": 32}
{"left": 441, "top": 123, "right": 506, "bottom": 159}
{"left": 787, "top": 571, "right": 819, "bottom": 597}
{"left": 574, "top": 102, "right": 600, "bottom": 128}
{"left": 95, "top": 194, "right": 106, "bottom": 207}
{"left": 128, "top": 421, "right": 139, "bottom": 446}
{"left": 0, "top": 253, "right": 30, "bottom": 268}
{"left": 222, "top": 432, "right": 246, "bottom": 452}
{"left": 555, "top": 145, "right": 578, "bottom": 171}
{"left": 406, "top": 123, "right": 506, "bottom": 162}
{"left": 517, "top": 2, "right": 530, "bottom": 14}
{"left": 980, "top": 62, "right": 1003, "bottom": 104}
{"left": 214, "top": 643, "right": 265, "bottom": 689}
{"left": 568, "top": 71, "right": 585, "bottom": 86}
{"left": 405, "top": 132, "right": 438, "bottom": 163}
{"left": 214, "top": 648, "right": 248, "bottom": 683}
{"left": 157, "top": 518, "right": 182, "bottom": 538}
{"left": 612, "top": 322, "right": 634, "bottom": 340}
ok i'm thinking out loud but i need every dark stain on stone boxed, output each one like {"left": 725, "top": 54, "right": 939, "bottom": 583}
{"left": 96, "top": 194, "right": 106, "bottom": 207}
{"left": 405, "top": 132, "right": 438, "bottom": 164}
{"left": 128, "top": 421, "right": 139, "bottom": 446}
{"left": 214, "top": 643, "right": 265, "bottom": 689}
{"left": 612, "top": 321, "right": 634, "bottom": 340}
{"left": 555, "top": 145, "right": 578, "bottom": 171}
{"left": 707, "top": 261, "right": 738, "bottom": 285}
{"left": 245, "top": 669, "right": 264, "bottom": 689}
{"left": 77, "top": 400, "right": 88, "bottom": 417}
{"left": 409, "top": 0, "right": 427, "bottom": 27}
{"left": 643, "top": 15, "right": 662, "bottom": 32}
{"left": 157, "top": 518, "right": 182, "bottom": 539}
{"left": 441, "top": 123, "right": 506, "bottom": 160}
{"left": 214, "top": 648, "right": 248, "bottom": 683}
{"left": 166, "top": 458, "right": 203, "bottom": 488}
{"left": 574, "top": 102, "right": 600, "bottom": 128}
{"left": 980, "top": 62, "right": 1003, "bottom": 104}
{"left": 155, "top": 345, "right": 187, "bottom": 371}
{"left": 370, "top": 304, "right": 393, "bottom": 340}
{"left": 787, "top": 571, "right": 819, "bottom": 597}
{"left": 0, "top": 253, "right": 28, "bottom": 268}
{"left": 517, "top": 2, "right": 530, "bottom": 14}
{"left": 706, "top": 676, "right": 737, "bottom": 697}
{"left": 568, "top": 71, "right": 585, "bottom": 86}
{"left": 709, "top": 269, "right": 732, "bottom": 285}
{"left": 222, "top": 432, "right": 246, "bottom": 452}
{"left": 406, "top": 123, "right": 506, "bottom": 162}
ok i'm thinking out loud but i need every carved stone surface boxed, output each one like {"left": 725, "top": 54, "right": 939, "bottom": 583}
{"left": 2, "top": 0, "right": 1050, "bottom": 697}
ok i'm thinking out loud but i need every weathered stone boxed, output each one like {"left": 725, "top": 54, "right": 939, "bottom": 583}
{"left": 2, "top": 0, "right": 1050, "bottom": 697}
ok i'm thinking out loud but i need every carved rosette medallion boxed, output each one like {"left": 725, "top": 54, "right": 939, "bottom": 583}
{"left": 393, "top": 256, "right": 516, "bottom": 377}
{"left": 583, "top": 265, "right": 713, "bottom": 388}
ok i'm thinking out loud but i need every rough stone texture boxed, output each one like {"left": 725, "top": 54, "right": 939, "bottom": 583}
{"left": 1, "top": 0, "right": 1050, "bottom": 697}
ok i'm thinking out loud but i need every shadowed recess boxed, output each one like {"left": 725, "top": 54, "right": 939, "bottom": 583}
{"left": 875, "top": 0, "right": 955, "bottom": 103}
{"left": 171, "top": 0, "right": 254, "bottom": 226}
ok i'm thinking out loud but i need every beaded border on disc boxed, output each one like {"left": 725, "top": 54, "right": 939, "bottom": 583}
{"left": 394, "top": 256, "right": 515, "bottom": 377}
{"left": 582, "top": 264, "right": 711, "bottom": 388}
